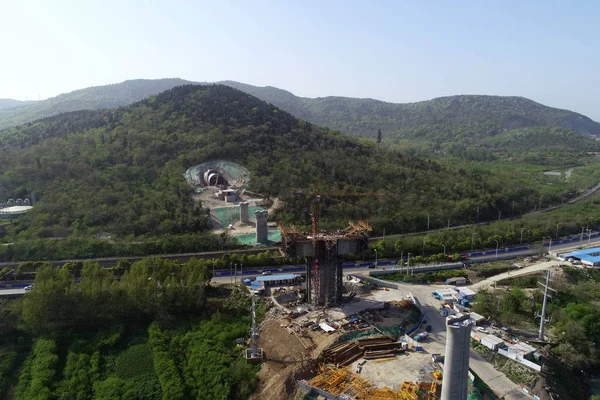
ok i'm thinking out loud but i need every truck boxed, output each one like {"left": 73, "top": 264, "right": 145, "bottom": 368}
{"left": 414, "top": 332, "right": 429, "bottom": 342}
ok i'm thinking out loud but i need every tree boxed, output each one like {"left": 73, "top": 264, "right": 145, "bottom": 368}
{"left": 376, "top": 129, "right": 382, "bottom": 144}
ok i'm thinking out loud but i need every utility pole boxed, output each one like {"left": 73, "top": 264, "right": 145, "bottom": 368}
{"left": 250, "top": 293, "right": 259, "bottom": 357}
{"left": 537, "top": 270, "right": 556, "bottom": 341}
{"left": 581, "top": 227, "right": 585, "bottom": 243}
{"left": 494, "top": 239, "right": 499, "bottom": 259}
{"left": 427, "top": 214, "right": 430, "bottom": 230}
{"left": 471, "top": 233, "right": 476, "bottom": 252}
{"left": 240, "top": 263, "right": 243, "bottom": 284}
{"left": 556, "top": 223, "right": 561, "bottom": 239}
{"left": 476, "top": 206, "right": 479, "bottom": 221}
{"left": 498, "top": 211, "right": 501, "bottom": 221}
{"left": 520, "top": 228, "right": 525, "bottom": 245}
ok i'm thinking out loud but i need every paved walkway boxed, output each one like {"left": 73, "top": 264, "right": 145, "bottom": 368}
{"left": 471, "top": 260, "right": 556, "bottom": 290}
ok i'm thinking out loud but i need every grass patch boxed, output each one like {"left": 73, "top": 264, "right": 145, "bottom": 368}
{"left": 497, "top": 275, "right": 540, "bottom": 288}
{"left": 381, "top": 269, "right": 467, "bottom": 284}
{"left": 115, "top": 343, "right": 161, "bottom": 400}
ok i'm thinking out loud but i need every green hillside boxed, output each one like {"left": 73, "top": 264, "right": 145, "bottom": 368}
{"left": 222, "top": 81, "right": 600, "bottom": 140}
{"left": 0, "top": 79, "right": 197, "bottom": 130}
{"left": 2, "top": 79, "right": 599, "bottom": 146}
{"left": 0, "top": 84, "right": 567, "bottom": 243}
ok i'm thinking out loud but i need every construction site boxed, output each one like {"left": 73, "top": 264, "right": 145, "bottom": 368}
{"left": 247, "top": 190, "right": 480, "bottom": 400}
{"left": 184, "top": 160, "right": 281, "bottom": 245}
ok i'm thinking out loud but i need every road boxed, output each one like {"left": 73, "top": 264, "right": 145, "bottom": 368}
{"left": 363, "top": 274, "right": 531, "bottom": 399}
{"left": 0, "top": 288, "right": 26, "bottom": 296}
{"left": 471, "top": 260, "right": 557, "bottom": 290}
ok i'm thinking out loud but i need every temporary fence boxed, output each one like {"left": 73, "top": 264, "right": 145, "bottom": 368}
{"left": 497, "top": 348, "right": 542, "bottom": 372}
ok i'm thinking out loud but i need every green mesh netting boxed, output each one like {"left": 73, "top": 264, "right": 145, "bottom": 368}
{"left": 212, "top": 205, "right": 264, "bottom": 229}
{"left": 233, "top": 231, "right": 282, "bottom": 246}
{"left": 467, "top": 387, "right": 484, "bottom": 400}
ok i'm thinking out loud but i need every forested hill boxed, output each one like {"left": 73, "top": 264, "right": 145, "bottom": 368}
{"left": 0, "top": 78, "right": 198, "bottom": 130}
{"left": 0, "top": 85, "right": 544, "bottom": 239}
{"left": 2, "top": 78, "right": 599, "bottom": 144}
{"left": 221, "top": 81, "right": 600, "bottom": 140}
{"left": 0, "top": 99, "right": 35, "bottom": 110}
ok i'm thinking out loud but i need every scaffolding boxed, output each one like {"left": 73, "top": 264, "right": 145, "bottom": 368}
{"left": 280, "top": 220, "right": 371, "bottom": 307}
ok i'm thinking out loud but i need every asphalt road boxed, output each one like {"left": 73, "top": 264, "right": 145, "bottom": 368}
{"left": 0, "top": 288, "right": 26, "bottom": 296}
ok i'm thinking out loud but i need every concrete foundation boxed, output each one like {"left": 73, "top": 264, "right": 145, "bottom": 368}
{"left": 441, "top": 315, "right": 473, "bottom": 400}
{"left": 245, "top": 347, "right": 264, "bottom": 364}
{"left": 255, "top": 210, "right": 269, "bottom": 243}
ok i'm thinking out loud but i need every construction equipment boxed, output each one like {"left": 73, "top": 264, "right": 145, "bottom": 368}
{"left": 291, "top": 186, "right": 383, "bottom": 304}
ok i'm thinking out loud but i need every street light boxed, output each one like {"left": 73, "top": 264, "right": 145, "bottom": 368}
{"left": 494, "top": 239, "right": 500, "bottom": 259}
{"left": 543, "top": 236, "right": 552, "bottom": 254}
{"left": 587, "top": 229, "right": 592, "bottom": 245}
{"left": 556, "top": 223, "right": 561, "bottom": 239}
{"left": 374, "top": 248, "right": 378, "bottom": 267}
{"left": 471, "top": 233, "right": 477, "bottom": 252}
{"left": 520, "top": 228, "right": 526, "bottom": 245}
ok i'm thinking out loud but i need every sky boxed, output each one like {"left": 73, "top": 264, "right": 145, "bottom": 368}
{"left": 1, "top": 0, "right": 599, "bottom": 120}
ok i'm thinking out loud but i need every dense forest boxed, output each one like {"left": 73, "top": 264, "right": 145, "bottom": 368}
{"left": 222, "top": 81, "right": 600, "bottom": 140}
{"left": 0, "top": 84, "right": 573, "bottom": 244}
{"left": 2, "top": 78, "right": 599, "bottom": 145}
{"left": 0, "top": 257, "right": 259, "bottom": 399}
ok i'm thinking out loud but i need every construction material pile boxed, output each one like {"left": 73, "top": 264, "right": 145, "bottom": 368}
{"left": 323, "top": 341, "right": 362, "bottom": 366}
{"left": 323, "top": 336, "right": 405, "bottom": 366}
{"left": 390, "top": 300, "right": 413, "bottom": 309}
{"left": 305, "top": 365, "right": 437, "bottom": 399}
{"left": 358, "top": 336, "right": 405, "bottom": 360}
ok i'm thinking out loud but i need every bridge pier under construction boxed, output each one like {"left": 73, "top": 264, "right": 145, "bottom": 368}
{"left": 280, "top": 222, "right": 371, "bottom": 307}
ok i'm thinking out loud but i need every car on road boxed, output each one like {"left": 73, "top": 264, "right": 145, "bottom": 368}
{"left": 261, "top": 271, "right": 271, "bottom": 276}
{"left": 24, "top": 285, "right": 33, "bottom": 291}
{"left": 367, "top": 265, "right": 376, "bottom": 269}
{"left": 477, "top": 327, "right": 489, "bottom": 334}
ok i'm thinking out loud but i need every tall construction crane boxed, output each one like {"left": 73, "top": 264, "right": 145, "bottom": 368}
{"left": 295, "top": 188, "right": 384, "bottom": 302}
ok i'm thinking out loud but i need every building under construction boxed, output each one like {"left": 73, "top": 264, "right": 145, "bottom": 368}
{"left": 280, "top": 220, "right": 371, "bottom": 307}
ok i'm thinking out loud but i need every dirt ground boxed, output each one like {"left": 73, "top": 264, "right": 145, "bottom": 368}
{"left": 196, "top": 188, "right": 282, "bottom": 235}
{"left": 251, "top": 288, "right": 422, "bottom": 399}
{"left": 250, "top": 307, "right": 338, "bottom": 400}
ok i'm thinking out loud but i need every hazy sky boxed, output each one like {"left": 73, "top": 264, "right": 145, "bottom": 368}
{"left": 1, "top": 1, "right": 599, "bottom": 119}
